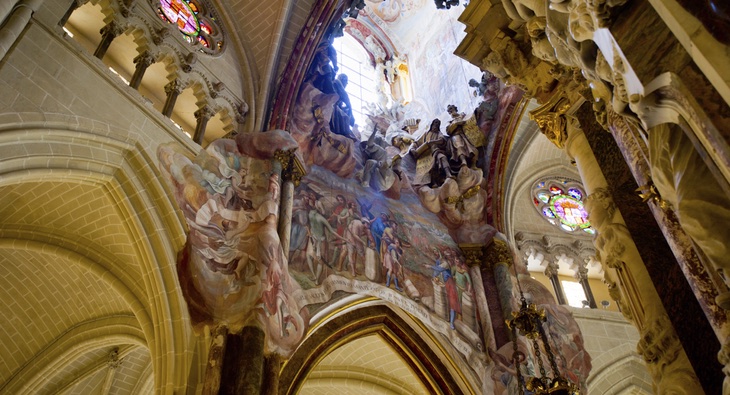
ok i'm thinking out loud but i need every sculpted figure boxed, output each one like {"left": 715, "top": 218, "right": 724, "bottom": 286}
{"left": 359, "top": 129, "right": 402, "bottom": 198}
{"left": 410, "top": 119, "right": 452, "bottom": 187}
{"left": 445, "top": 104, "right": 479, "bottom": 170}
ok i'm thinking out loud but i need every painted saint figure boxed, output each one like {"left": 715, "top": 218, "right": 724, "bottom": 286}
{"left": 425, "top": 248, "right": 461, "bottom": 329}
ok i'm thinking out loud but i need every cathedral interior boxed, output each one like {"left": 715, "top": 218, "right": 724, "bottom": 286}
{"left": 0, "top": 0, "right": 729, "bottom": 394}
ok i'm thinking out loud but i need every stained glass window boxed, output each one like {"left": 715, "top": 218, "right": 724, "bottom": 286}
{"left": 532, "top": 178, "right": 594, "bottom": 234}
{"left": 156, "top": 0, "right": 225, "bottom": 55}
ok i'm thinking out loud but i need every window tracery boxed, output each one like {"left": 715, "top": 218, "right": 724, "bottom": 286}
{"left": 532, "top": 178, "right": 594, "bottom": 234}
{"left": 155, "top": 0, "right": 225, "bottom": 55}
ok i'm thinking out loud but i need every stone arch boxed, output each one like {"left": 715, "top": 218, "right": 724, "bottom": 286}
{"left": 0, "top": 120, "right": 192, "bottom": 393}
{"left": 587, "top": 342, "right": 653, "bottom": 394}
{"left": 280, "top": 301, "right": 478, "bottom": 395}
{"left": 1, "top": 315, "right": 147, "bottom": 394}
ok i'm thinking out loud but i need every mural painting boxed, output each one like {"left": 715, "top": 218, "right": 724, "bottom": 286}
{"left": 287, "top": 165, "right": 485, "bottom": 366}
{"left": 158, "top": 132, "right": 307, "bottom": 356}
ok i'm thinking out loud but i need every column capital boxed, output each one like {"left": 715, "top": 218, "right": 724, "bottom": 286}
{"left": 574, "top": 263, "right": 589, "bottom": 281}
{"left": 100, "top": 20, "right": 124, "bottom": 37}
{"left": 458, "top": 243, "right": 485, "bottom": 267}
{"left": 544, "top": 260, "right": 560, "bottom": 278}
{"left": 484, "top": 239, "right": 513, "bottom": 270}
{"left": 195, "top": 105, "right": 216, "bottom": 121}
{"left": 274, "top": 149, "right": 306, "bottom": 186}
{"left": 133, "top": 51, "right": 155, "bottom": 67}
{"left": 529, "top": 91, "right": 574, "bottom": 149}
{"left": 164, "top": 79, "right": 184, "bottom": 95}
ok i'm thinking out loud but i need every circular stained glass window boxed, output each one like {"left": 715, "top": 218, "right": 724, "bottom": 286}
{"left": 550, "top": 195, "right": 589, "bottom": 230}
{"left": 532, "top": 178, "right": 595, "bottom": 234}
{"left": 160, "top": 0, "right": 199, "bottom": 36}
{"left": 155, "top": 0, "right": 225, "bottom": 55}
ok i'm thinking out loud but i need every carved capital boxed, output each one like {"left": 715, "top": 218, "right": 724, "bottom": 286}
{"left": 274, "top": 149, "right": 306, "bottom": 186}
{"left": 529, "top": 93, "right": 572, "bottom": 148}
{"left": 484, "top": 239, "right": 513, "bottom": 269}
{"left": 459, "top": 243, "right": 485, "bottom": 267}
{"left": 544, "top": 260, "right": 560, "bottom": 278}
{"left": 164, "top": 80, "right": 184, "bottom": 95}
{"left": 100, "top": 21, "right": 124, "bottom": 38}
{"left": 575, "top": 262, "right": 589, "bottom": 281}
{"left": 637, "top": 315, "right": 681, "bottom": 367}
{"left": 133, "top": 51, "right": 155, "bottom": 67}
{"left": 195, "top": 106, "right": 216, "bottom": 121}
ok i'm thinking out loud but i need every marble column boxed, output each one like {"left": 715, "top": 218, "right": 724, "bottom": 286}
{"left": 220, "top": 326, "right": 265, "bottom": 395}
{"left": 162, "top": 80, "right": 183, "bottom": 118}
{"left": 261, "top": 354, "right": 281, "bottom": 395}
{"left": 129, "top": 51, "right": 155, "bottom": 90}
{"left": 564, "top": 112, "right": 704, "bottom": 394}
{"left": 202, "top": 325, "right": 228, "bottom": 395}
{"left": 274, "top": 149, "right": 304, "bottom": 258}
{"left": 574, "top": 262, "right": 596, "bottom": 309}
{"left": 460, "top": 244, "right": 490, "bottom": 337}
{"left": 543, "top": 259, "right": 566, "bottom": 305}
{"left": 93, "top": 21, "right": 123, "bottom": 60}
{"left": 193, "top": 106, "right": 215, "bottom": 145}
{"left": 482, "top": 240, "right": 515, "bottom": 349}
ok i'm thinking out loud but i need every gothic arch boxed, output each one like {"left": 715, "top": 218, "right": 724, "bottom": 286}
{"left": 0, "top": 119, "right": 192, "bottom": 393}
{"left": 280, "top": 302, "right": 476, "bottom": 394}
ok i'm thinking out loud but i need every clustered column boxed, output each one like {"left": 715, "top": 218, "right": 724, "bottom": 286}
{"left": 564, "top": 115, "right": 703, "bottom": 393}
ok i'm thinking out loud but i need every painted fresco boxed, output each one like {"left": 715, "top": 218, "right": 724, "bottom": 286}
{"left": 288, "top": 165, "right": 485, "bottom": 366}
{"left": 158, "top": 132, "right": 307, "bottom": 356}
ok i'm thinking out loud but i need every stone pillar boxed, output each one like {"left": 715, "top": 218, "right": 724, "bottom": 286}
{"left": 0, "top": 0, "right": 42, "bottom": 61}
{"left": 261, "top": 354, "right": 281, "bottom": 395}
{"left": 274, "top": 149, "right": 304, "bottom": 257}
{"left": 129, "top": 51, "right": 155, "bottom": 90}
{"left": 58, "top": 0, "right": 79, "bottom": 27}
{"left": 162, "top": 80, "right": 183, "bottom": 118}
{"left": 93, "top": 21, "right": 123, "bottom": 60}
{"left": 202, "top": 325, "right": 228, "bottom": 395}
{"left": 193, "top": 106, "right": 216, "bottom": 145}
{"left": 574, "top": 262, "right": 596, "bottom": 308}
{"left": 482, "top": 240, "right": 514, "bottom": 349}
{"left": 220, "top": 326, "right": 265, "bottom": 395}
{"left": 563, "top": 113, "right": 705, "bottom": 394}
{"left": 544, "top": 259, "right": 567, "bottom": 305}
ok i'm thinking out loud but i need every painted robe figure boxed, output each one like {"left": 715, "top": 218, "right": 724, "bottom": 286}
{"left": 426, "top": 248, "right": 461, "bottom": 329}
